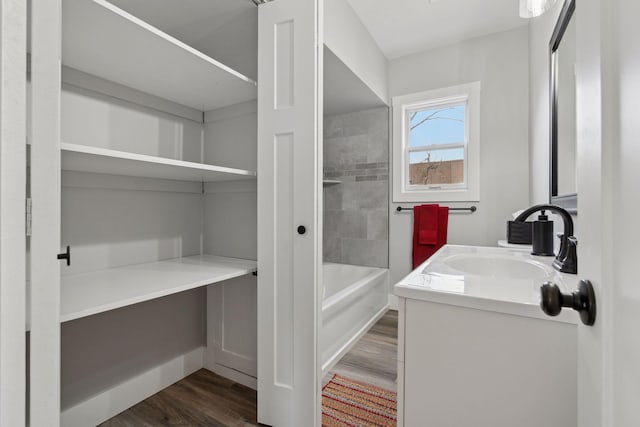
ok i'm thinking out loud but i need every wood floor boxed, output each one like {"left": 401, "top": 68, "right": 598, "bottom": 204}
{"left": 99, "top": 369, "right": 258, "bottom": 427}
{"left": 101, "top": 310, "right": 398, "bottom": 426}
{"left": 323, "top": 310, "right": 398, "bottom": 391}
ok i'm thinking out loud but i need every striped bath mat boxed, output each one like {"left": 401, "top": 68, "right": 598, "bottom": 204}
{"left": 322, "top": 374, "right": 397, "bottom": 427}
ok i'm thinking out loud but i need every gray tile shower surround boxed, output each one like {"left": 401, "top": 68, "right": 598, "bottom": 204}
{"left": 323, "top": 107, "right": 389, "bottom": 268}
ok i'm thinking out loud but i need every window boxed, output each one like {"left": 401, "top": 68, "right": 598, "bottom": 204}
{"left": 392, "top": 82, "right": 480, "bottom": 202}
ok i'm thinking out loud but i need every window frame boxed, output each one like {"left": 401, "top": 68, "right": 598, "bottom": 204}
{"left": 392, "top": 82, "right": 481, "bottom": 203}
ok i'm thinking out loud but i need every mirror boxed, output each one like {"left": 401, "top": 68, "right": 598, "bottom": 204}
{"left": 550, "top": 0, "right": 577, "bottom": 212}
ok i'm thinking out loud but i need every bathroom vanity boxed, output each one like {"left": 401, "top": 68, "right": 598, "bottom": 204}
{"left": 395, "top": 245, "right": 577, "bottom": 427}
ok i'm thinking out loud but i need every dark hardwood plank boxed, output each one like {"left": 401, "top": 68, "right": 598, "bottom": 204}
{"left": 100, "top": 369, "right": 258, "bottom": 427}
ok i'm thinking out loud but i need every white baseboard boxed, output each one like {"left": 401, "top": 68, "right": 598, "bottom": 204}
{"left": 321, "top": 303, "right": 389, "bottom": 377}
{"left": 388, "top": 294, "right": 399, "bottom": 310}
{"left": 206, "top": 363, "right": 257, "bottom": 390}
{"left": 61, "top": 347, "right": 205, "bottom": 427}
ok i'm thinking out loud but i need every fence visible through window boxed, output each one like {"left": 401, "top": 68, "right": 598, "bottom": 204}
{"left": 407, "top": 102, "right": 466, "bottom": 187}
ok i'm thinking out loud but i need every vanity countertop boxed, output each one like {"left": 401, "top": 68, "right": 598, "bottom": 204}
{"left": 394, "top": 245, "right": 578, "bottom": 323}
{"left": 497, "top": 239, "right": 532, "bottom": 250}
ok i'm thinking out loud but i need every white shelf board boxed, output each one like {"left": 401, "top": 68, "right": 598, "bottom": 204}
{"left": 60, "top": 255, "right": 257, "bottom": 323}
{"left": 61, "top": 143, "right": 256, "bottom": 182}
{"left": 62, "top": 0, "right": 257, "bottom": 111}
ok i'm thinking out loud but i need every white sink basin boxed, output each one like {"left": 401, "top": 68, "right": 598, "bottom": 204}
{"left": 442, "top": 253, "right": 552, "bottom": 280}
{"left": 395, "top": 245, "right": 576, "bottom": 323}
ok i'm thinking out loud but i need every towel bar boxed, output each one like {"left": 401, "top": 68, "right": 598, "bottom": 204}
{"left": 396, "top": 206, "right": 477, "bottom": 213}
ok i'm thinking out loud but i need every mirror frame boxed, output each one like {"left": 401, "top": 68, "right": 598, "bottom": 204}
{"left": 549, "top": 0, "right": 577, "bottom": 213}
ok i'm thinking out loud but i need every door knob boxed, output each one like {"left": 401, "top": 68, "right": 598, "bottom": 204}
{"left": 540, "top": 280, "right": 596, "bottom": 326}
{"left": 297, "top": 225, "right": 306, "bottom": 235}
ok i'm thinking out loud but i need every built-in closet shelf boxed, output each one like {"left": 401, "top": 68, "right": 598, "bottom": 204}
{"left": 62, "top": 0, "right": 257, "bottom": 111}
{"left": 61, "top": 143, "right": 256, "bottom": 182}
{"left": 323, "top": 180, "right": 341, "bottom": 186}
{"left": 60, "top": 255, "right": 257, "bottom": 323}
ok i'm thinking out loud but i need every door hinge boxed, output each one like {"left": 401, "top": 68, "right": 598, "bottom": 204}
{"left": 26, "top": 198, "right": 32, "bottom": 237}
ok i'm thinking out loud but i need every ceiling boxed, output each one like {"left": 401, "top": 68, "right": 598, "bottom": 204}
{"left": 345, "top": 0, "right": 527, "bottom": 59}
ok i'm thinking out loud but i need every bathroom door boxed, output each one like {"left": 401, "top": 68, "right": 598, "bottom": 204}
{"left": 257, "top": 0, "right": 323, "bottom": 426}
{"left": 0, "top": 0, "right": 28, "bottom": 425}
{"left": 575, "top": 0, "right": 640, "bottom": 425}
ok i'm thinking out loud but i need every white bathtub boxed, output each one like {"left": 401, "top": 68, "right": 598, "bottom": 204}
{"left": 321, "top": 262, "right": 389, "bottom": 375}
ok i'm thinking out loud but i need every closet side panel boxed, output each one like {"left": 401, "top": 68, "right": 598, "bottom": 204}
{"left": 30, "top": 0, "right": 63, "bottom": 424}
{"left": 203, "top": 104, "right": 258, "bottom": 386}
{"left": 203, "top": 100, "right": 257, "bottom": 172}
{"left": 0, "top": 0, "right": 27, "bottom": 424}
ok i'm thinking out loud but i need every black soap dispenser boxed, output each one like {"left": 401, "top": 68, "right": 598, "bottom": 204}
{"left": 532, "top": 210, "right": 555, "bottom": 256}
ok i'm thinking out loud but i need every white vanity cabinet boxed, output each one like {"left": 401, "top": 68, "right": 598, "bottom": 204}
{"left": 395, "top": 246, "right": 578, "bottom": 427}
{"left": 398, "top": 297, "right": 577, "bottom": 427}
{"left": 28, "top": 0, "right": 260, "bottom": 424}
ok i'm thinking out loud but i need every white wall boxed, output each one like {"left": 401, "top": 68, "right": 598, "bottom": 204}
{"left": 61, "top": 290, "right": 205, "bottom": 411}
{"left": 62, "top": 83, "right": 203, "bottom": 162}
{"left": 388, "top": 27, "right": 530, "bottom": 284}
{"left": 324, "top": 0, "right": 388, "bottom": 104}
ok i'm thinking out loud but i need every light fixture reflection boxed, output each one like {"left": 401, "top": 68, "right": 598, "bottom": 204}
{"left": 519, "top": 0, "right": 557, "bottom": 18}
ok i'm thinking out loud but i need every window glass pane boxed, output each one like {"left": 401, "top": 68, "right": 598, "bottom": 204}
{"left": 409, "top": 104, "right": 465, "bottom": 147}
{"left": 409, "top": 148, "right": 465, "bottom": 185}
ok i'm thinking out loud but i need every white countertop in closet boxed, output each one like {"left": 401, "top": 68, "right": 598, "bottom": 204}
{"left": 26, "top": 255, "right": 257, "bottom": 329}
{"left": 61, "top": 254, "right": 256, "bottom": 322}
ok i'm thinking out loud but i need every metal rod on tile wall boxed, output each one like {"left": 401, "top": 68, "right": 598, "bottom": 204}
{"left": 395, "top": 206, "right": 477, "bottom": 213}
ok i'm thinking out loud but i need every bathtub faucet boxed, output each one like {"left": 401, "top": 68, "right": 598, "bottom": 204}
{"left": 514, "top": 204, "right": 577, "bottom": 274}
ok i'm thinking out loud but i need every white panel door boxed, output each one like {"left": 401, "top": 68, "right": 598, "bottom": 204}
{"left": 29, "top": 0, "right": 62, "bottom": 425}
{"left": 257, "top": 0, "right": 322, "bottom": 426}
{"left": 0, "top": 0, "right": 27, "bottom": 425}
{"left": 575, "top": 0, "right": 640, "bottom": 425}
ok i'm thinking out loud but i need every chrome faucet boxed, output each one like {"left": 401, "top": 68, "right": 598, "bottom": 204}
{"left": 514, "top": 204, "right": 577, "bottom": 274}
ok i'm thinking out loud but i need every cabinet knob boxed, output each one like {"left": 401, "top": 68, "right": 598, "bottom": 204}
{"left": 540, "top": 280, "right": 596, "bottom": 326}
{"left": 297, "top": 225, "right": 306, "bottom": 235}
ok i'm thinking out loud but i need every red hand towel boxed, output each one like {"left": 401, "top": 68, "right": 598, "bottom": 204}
{"left": 412, "top": 204, "right": 449, "bottom": 269}
{"left": 417, "top": 205, "right": 439, "bottom": 245}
